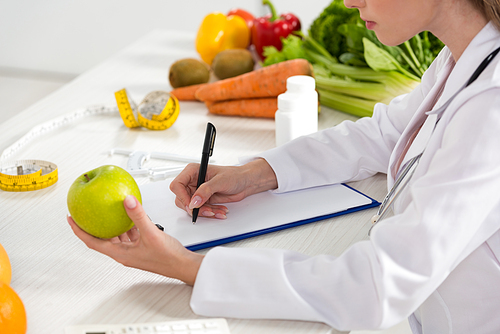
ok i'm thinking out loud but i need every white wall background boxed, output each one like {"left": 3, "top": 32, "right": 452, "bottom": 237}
{"left": 0, "top": 0, "right": 332, "bottom": 76}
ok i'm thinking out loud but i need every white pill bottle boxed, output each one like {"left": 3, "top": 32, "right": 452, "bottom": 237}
{"left": 275, "top": 75, "right": 318, "bottom": 147}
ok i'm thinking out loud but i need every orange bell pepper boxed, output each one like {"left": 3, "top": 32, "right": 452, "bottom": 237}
{"left": 195, "top": 12, "right": 251, "bottom": 65}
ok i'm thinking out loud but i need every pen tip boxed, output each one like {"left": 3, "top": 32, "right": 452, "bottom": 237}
{"left": 192, "top": 209, "right": 199, "bottom": 224}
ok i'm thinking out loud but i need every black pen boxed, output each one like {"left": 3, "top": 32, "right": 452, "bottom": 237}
{"left": 192, "top": 122, "right": 216, "bottom": 224}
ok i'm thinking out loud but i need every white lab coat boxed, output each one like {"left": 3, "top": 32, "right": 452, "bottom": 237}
{"left": 190, "top": 23, "right": 500, "bottom": 333}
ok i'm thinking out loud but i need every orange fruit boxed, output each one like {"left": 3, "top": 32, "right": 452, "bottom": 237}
{"left": 0, "top": 243, "right": 12, "bottom": 285}
{"left": 0, "top": 282, "right": 27, "bottom": 334}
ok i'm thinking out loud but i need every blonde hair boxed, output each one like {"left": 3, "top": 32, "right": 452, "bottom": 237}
{"left": 469, "top": 0, "right": 500, "bottom": 30}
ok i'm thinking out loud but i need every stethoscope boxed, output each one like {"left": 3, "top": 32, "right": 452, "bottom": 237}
{"left": 368, "top": 45, "right": 500, "bottom": 236}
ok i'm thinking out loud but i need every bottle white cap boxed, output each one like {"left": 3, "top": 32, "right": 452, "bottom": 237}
{"left": 277, "top": 75, "right": 316, "bottom": 111}
{"left": 277, "top": 92, "right": 299, "bottom": 111}
{"left": 286, "top": 75, "right": 315, "bottom": 93}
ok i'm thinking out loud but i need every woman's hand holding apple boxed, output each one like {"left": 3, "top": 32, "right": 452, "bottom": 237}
{"left": 67, "top": 159, "right": 278, "bottom": 285}
{"left": 67, "top": 195, "right": 204, "bottom": 286}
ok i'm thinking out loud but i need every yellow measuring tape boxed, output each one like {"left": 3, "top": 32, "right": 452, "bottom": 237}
{"left": 114, "top": 89, "right": 180, "bottom": 130}
{"left": 0, "top": 160, "right": 58, "bottom": 192}
{"left": 0, "top": 90, "right": 177, "bottom": 192}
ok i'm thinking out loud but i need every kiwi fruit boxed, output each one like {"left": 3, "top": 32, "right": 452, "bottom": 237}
{"left": 212, "top": 49, "right": 255, "bottom": 79}
{"left": 169, "top": 58, "right": 210, "bottom": 88}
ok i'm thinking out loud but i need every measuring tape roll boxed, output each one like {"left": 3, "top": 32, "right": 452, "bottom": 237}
{"left": 0, "top": 160, "right": 58, "bottom": 192}
{"left": 114, "top": 89, "right": 180, "bottom": 130}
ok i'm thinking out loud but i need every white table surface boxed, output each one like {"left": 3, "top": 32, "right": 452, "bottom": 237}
{"left": 0, "top": 30, "right": 388, "bottom": 334}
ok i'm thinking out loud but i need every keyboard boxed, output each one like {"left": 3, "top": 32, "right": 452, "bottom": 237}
{"left": 64, "top": 318, "right": 230, "bottom": 334}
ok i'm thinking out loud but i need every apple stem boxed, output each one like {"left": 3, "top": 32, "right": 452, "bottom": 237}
{"left": 84, "top": 174, "right": 90, "bottom": 182}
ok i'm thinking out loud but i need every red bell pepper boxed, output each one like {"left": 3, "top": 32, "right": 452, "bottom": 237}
{"left": 251, "top": 0, "right": 301, "bottom": 60}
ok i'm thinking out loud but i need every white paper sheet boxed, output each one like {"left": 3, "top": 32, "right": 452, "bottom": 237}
{"left": 140, "top": 180, "right": 375, "bottom": 250}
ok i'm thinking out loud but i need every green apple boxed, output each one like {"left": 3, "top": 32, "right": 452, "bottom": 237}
{"left": 67, "top": 165, "right": 142, "bottom": 239}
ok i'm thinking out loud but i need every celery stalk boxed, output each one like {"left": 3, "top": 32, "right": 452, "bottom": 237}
{"left": 315, "top": 76, "right": 388, "bottom": 101}
{"left": 318, "top": 89, "right": 375, "bottom": 118}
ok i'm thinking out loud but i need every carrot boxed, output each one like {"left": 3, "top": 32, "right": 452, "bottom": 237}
{"left": 170, "top": 83, "right": 207, "bottom": 101}
{"left": 195, "top": 59, "right": 313, "bottom": 102}
{"left": 206, "top": 98, "right": 278, "bottom": 118}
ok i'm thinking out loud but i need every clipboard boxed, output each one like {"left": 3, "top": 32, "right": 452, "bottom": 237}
{"left": 140, "top": 180, "right": 380, "bottom": 251}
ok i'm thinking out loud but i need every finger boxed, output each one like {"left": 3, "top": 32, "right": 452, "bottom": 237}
{"left": 127, "top": 226, "right": 140, "bottom": 242}
{"left": 109, "top": 236, "right": 121, "bottom": 244}
{"left": 189, "top": 181, "right": 218, "bottom": 209}
{"left": 123, "top": 195, "right": 158, "bottom": 235}
{"left": 198, "top": 203, "right": 228, "bottom": 219}
{"left": 118, "top": 233, "right": 131, "bottom": 242}
{"left": 170, "top": 164, "right": 199, "bottom": 210}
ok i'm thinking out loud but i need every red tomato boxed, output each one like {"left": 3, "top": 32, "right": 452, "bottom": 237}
{"left": 227, "top": 8, "right": 255, "bottom": 30}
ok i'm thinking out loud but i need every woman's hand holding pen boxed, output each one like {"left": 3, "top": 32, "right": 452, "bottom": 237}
{"left": 67, "top": 195, "right": 203, "bottom": 285}
{"left": 170, "top": 158, "right": 278, "bottom": 219}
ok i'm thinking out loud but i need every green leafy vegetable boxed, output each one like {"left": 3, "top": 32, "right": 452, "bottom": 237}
{"left": 263, "top": 34, "right": 313, "bottom": 66}
{"left": 308, "top": 0, "right": 361, "bottom": 59}
{"left": 363, "top": 38, "right": 420, "bottom": 81}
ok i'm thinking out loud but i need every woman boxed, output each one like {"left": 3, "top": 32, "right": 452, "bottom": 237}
{"left": 68, "top": 0, "right": 500, "bottom": 332}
